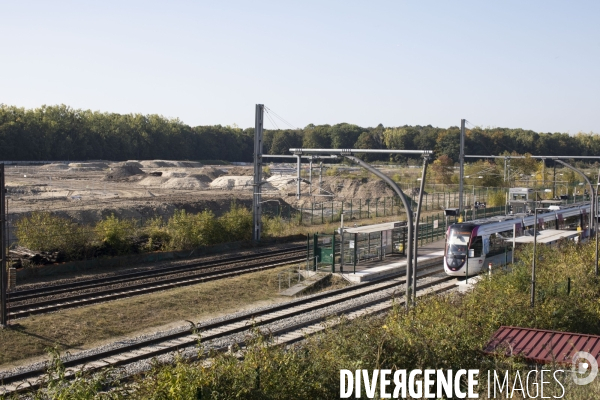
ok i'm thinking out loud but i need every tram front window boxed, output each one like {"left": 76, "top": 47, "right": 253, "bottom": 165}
{"left": 447, "top": 230, "right": 471, "bottom": 255}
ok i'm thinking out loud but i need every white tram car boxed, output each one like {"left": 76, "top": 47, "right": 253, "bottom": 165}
{"left": 444, "top": 203, "right": 591, "bottom": 277}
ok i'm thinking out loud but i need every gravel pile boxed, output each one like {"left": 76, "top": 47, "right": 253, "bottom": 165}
{"left": 104, "top": 165, "right": 145, "bottom": 181}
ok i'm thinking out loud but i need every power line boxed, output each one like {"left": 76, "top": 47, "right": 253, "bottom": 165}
{"left": 264, "top": 107, "right": 299, "bottom": 130}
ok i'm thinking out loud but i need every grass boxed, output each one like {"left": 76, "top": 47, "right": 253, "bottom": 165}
{"left": 0, "top": 264, "right": 297, "bottom": 368}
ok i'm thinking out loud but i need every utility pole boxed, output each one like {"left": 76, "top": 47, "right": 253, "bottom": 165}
{"left": 412, "top": 156, "right": 429, "bottom": 305}
{"left": 252, "top": 105, "right": 264, "bottom": 242}
{"left": 296, "top": 155, "right": 301, "bottom": 200}
{"left": 0, "top": 164, "right": 6, "bottom": 326}
{"left": 553, "top": 164, "right": 556, "bottom": 198}
{"left": 309, "top": 158, "right": 313, "bottom": 196}
{"left": 319, "top": 162, "right": 323, "bottom": 195}
{"left": 459, "top": 119, "right": 465, "bottom": 215}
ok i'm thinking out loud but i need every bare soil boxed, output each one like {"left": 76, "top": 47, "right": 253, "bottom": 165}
{"left": 6, "top": 161, "right": 401, "bottom": 232}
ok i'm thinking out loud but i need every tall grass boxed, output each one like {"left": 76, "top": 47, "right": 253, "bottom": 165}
{"left": 27, "top": 240, "right": 600, "bottom": 398}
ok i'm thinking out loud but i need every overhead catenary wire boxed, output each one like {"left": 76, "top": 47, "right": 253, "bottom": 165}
{"left": 264, "top": 107, "right": 300, "bottom": 130}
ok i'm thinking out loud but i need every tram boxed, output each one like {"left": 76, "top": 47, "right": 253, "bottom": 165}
{"left": 444, "top": 203, "right": 591, "bottom": 277}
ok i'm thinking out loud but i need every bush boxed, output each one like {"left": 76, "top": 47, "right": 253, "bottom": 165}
{"left": 487, "top": 189, "right": 506, "bottom": 207}
{"left": 15, "top": 212, "right": 92, "bottom": 259}
{"left": 166, "top": 209, "right": 221, "bottom": 250}
{"left": 94, "top": 214, "right": 137, "bottom": 255}
{"left": 219, "top": 203, "right": 253, "bottom": 242}
{"left": 141, "top": 217, "right": 171, "bottom": 251}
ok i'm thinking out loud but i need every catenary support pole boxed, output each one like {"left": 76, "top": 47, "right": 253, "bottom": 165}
{"left": 309, "top": 159, "right": 313, "bottom": 196}
{"left": 532, "top": 208, "right": 539, "bottom": 308}
{"left": 459, "top": 119, "right": 465, "bottom": 215}
{"left": 554, "top": 160, "right": 594, "bottom": 236}
{"left": 343, "top": 156, "right": 414, "bottom": 309}
{"left": 0, "top": 164, "right": 6, "bottom": 326}
{"left": 412, "top": 156, "right": 429, "bottom": 304}
{"left": 252, "top": 104, "right": 264, "bottom": 242}
{"left": 296, "top": 155, "right": 301, "bottom": 200}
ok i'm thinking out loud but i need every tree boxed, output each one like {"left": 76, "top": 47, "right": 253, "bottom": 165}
{"left": 428, "top": 155, "right": 454, "bottom": 184}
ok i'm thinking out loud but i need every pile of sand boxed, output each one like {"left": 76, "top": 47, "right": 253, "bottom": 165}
{"left": 113, "top": 161, "right": 143, "bottom": 168}
{"left": 137, "top": 176, "right": 166, "bottom": 186}
{"left": 160, "top": 177, "right": 209, "bottom": 190}
{"left": 160, "top": 171, "right": 188, "bottom": 178}
{"left": 140, "top": 160, "right": 203, "bottom": 168}
{"left": 104, "top": 165, "right": 145, "bottom": 181}
{"left": 199, "top": 167, "right": 226, "bottom": 180}
{"left": 319, "top": 177, "right": 396, "bottom": 199}
{"left": 68, "top": 162, "right": 109, "bottom": 171}
{"left": 227, "top": 166, "right": 253, "bottom": 176}
{"left": 210, "top": 175, "right": 277, "bottom": 191}
{"left": 40, "top": 163, "right": 69, "bottom": 170}
{"left": 266, "top": 175, "right": 297, "bottom": 190}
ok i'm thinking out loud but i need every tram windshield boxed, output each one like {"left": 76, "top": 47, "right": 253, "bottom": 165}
{"left": 447, "top": 228, "right": 472, "bottom": 256}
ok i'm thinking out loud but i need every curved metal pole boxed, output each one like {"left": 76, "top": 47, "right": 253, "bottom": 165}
{"left": 413, "top": 156, "right": 429, "bottom": 305}
{"left": 553, "top": 160, "right": 594, "bottom": 235}
{"left": 344, "top": 155, "right": 414, "bottom": 309}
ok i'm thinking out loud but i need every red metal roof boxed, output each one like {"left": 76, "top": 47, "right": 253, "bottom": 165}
{"left": 483, "top": 326, "right": 600, "bottom": 365}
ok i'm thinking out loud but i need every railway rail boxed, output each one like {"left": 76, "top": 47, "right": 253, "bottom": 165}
{"left": 0, "top": 263, "right": 457, "bottom": 395}
{"left": 7, "top": 246, "right": 307, "bottom": 319}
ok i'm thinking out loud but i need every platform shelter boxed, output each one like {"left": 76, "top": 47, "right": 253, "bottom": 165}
{"left": 308, "top": 221, "right": 408, "bottom": 274}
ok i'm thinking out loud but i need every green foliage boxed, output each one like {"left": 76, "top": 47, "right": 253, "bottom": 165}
{"left": 464, "top": 159, "right": 503, "bottom": 187}
{"left": 94, "top": 214, "right": 136, "bottom": 255}
{"left": 166, "top": 209, "right": 221, "bottom": 250}
{"left": 142, "top": 216, "right": 171, "bottom": 251}
{"left": 15, "top": 212, "right": 92, "bottom": 259}
{"left": 487, "top": 189, "right": 507, "bottom": 207}
{"left": 219, "top": 203, "right": 253, "bottom": 242}
{"left": 3, "top": 104, "right": 600, "bottom": 164}
{"left": 427, "top": 154, "right": 454, "bottom": 184}
{"left": 24, "top": 241, "right": 600, "bottom": 398}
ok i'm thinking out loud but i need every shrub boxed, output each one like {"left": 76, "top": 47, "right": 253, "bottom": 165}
{"left": 15, "top": 212, "right": 92, "bottom": 259}
{"left": 166, "top": 209, "right": 221, "bottom": 250}
{"left": 219, "top": 203, "right": 253, "bottom": 242}
{"left": 142, "top": 216, "right": 171, "bottom": 251}
{"left": 487, "top": 189, "right": 506, "bottom": 207}
{"left": 94, "top": 214, "right": 136, "bottom": 255}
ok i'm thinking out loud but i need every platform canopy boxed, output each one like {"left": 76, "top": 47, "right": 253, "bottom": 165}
{"left": 344, "top": 221, "right": 406, "bottom": 234}
{"left": 506, "top": 229, "right": 579, "bottom": 244}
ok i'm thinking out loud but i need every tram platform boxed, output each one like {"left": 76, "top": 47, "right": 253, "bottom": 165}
{"left": 336, "top": 239, "right": 446, "bottom": 283}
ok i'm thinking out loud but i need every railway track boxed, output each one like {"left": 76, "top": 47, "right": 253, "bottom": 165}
{"left": 7, "top": 246, "right": 307, "bottom": 318}
{"left": 0, "top": 264, "right": 457, "bottom": 395}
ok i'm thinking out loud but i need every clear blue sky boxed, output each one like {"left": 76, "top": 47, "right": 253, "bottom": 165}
{"left": 1, "top": 1, "right": 598, "bottom": 133}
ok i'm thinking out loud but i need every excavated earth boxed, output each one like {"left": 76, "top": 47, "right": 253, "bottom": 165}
{"left": 6, "top": 161, "right": 404, "bottom": 240}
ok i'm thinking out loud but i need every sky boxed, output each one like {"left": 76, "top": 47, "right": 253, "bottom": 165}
{"left": 1, "top": 1, "right": 599, "bottom": 133}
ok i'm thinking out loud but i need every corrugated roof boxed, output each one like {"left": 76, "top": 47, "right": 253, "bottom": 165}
{"left": 483, "top": 326, "right": 600, "bottom": 365}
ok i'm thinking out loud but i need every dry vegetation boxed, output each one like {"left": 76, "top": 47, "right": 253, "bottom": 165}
{"left": 0, "top": 265, "right": 294, "bottom": 368}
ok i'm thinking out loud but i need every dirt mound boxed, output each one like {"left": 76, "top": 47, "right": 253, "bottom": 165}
{"left": 104, "top": 166, "right": 145, "bottom": 181}
{"left": 319, "top": 177, "right": 396, "bottom": 199}
{"left": 40, "top": 163, "right": 69, "bottom": 170}
{"left": 210, "top": 175, "right": 275, "bottom": 191}
{"left": 199, "top": 167, "right": 226, "bottom": 180}
{"left": 227, "top": 166, "right": 253, "bottom": 176}
{"left": 160, "top": 171, "right": 188, "bottom": 178}
{"left": 188, "top": 174, "right": 213, "bottom": 183}
{"left": 137, "top": 176, "right": 166, "bottom": 186}
{"left": 160, "top": 177, "right": 209, "bottom": 190}
{"left": 113, "top": 161, "right": 143, "bottom": 168}
{"left": 140, "top": 160, "right": 203, "bottom": 168}
{"left": 68, "top": 162, "right": 109, "bottom": 169}
{"left": 267, "top": 175, "right": 297, "bottom": 190}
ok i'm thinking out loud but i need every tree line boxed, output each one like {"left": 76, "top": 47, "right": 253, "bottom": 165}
{"left": 1, "top": 104, "right": 599, "bottom": 162}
